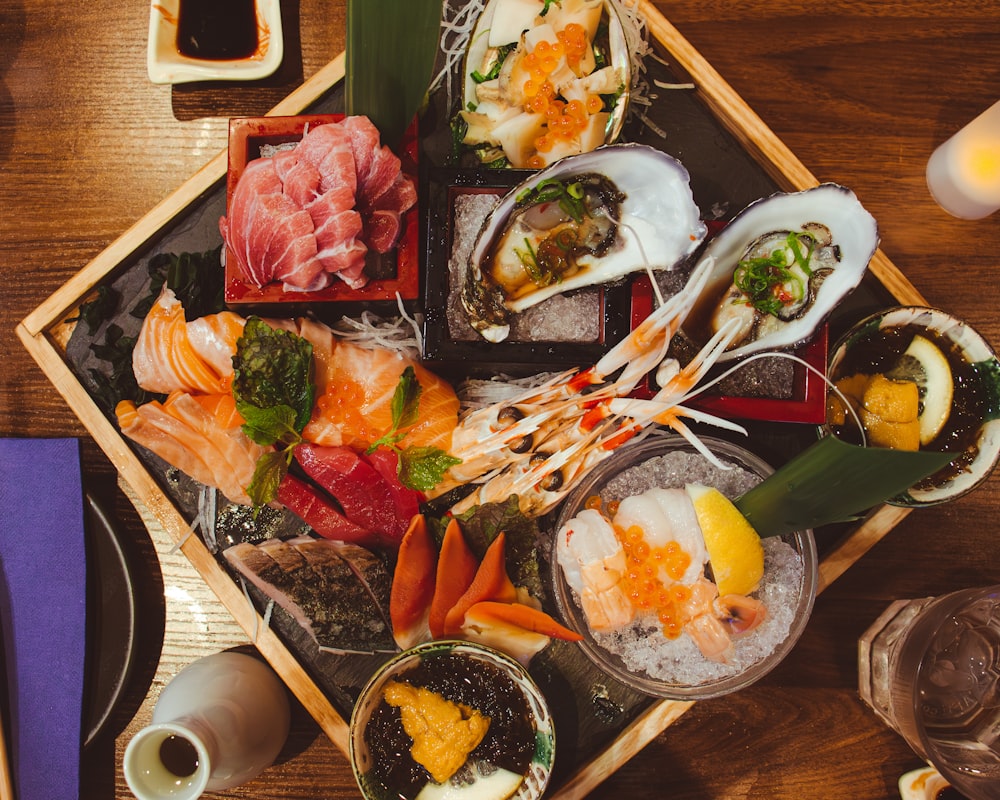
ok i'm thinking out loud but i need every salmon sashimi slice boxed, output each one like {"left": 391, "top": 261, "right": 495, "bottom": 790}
{"left": 186, "top": 311, "right": 246, "bottom": 382}
{"left": 116, "top": 392, "right": 269, "bottom": 504}
{"left": 301, "top": 338, "right": 459, "bottom": 453}
{"left": 132, "top": 287, "right": 232, "bottom": 395}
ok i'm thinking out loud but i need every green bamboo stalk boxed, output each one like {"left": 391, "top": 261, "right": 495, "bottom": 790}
{"left": 346, "top": 0, "right": 443, "bottom": 150}
{"left": 735, "top": 436, "right": 954, "bottom": 538}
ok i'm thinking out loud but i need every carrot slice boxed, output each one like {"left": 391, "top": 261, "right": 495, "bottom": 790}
{"left": 428, "top": 519, "right": 478, "bottom": 638}
{"left": 390, "top": 514, "right": 438, "bottom": 649}
{"left": 442, "top": 532, "right": 519, "bottom": 635}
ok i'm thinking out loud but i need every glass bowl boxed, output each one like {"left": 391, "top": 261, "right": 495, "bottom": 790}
{"left": 825, "top": 306, "right": 1000, "bottom": 506}
{"left": 550, "top": 433, "right": 818, "bottom": 700}
{"left": 350, "top": 641, "right": 554, "bottom": 800}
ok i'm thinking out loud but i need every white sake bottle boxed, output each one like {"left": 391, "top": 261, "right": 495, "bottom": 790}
{"left": 123, "top": 650, "right": 291, "bottom": 800}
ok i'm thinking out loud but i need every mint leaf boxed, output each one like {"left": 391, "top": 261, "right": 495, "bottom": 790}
{"left": 246, "top": 450, "right": 291, "bottom": 508}
{"left": 367, "top": 366, "right": 424, "bottom": 453}
{"left": 398, "top": 445, "right": 461, "bottom": 492}
{"left": 392, "top": 366, "right": 422, "bottom": 430}
{"left": 236, "top": 402, "right": 301, "bottom": 447}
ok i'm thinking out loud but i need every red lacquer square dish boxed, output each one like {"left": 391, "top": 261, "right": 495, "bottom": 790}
{"left": 223, "top": 114, "right": 420, "bottom": 306}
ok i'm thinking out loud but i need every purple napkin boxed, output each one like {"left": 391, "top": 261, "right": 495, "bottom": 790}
{"left": 0, "top": 438, "right": 86, "bottom": 800}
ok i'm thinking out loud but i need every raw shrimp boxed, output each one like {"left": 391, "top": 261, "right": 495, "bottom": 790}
{"left": 555, "top": 486, "right": 769, "bottom": 663}
{"left": 432, "top": 257, "right": 747, "bottom": 517}
{"left": 556, "top": 508, "right": 635, "bottom": 632}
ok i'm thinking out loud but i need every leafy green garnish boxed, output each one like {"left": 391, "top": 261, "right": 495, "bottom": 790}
{"left": 76, "top": 285, "right": 120, "bottom": 335}
{"left": 365, "top": 366, "right": 461, "bottom": 492}
{"left": 87, "top": 323, "right": 153, "bottom": 411}
{"left": 733, "top": 231, "right": 816, "bottom": 317}
{"left": 231, "top": 318, "right": 315, "bottom": 505}
{"left": 515, "top": 178, "right": 587, "bottom": 222}
{"left": 455, "top": 495, "right": 543, "bottom": 597}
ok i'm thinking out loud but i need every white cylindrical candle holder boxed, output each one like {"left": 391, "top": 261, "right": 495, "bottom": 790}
{"left": 926, "top": 100, "right": 1000, "bottom": 219}
{"left": 123, "top": 651, "right": 291, "bottom": 800}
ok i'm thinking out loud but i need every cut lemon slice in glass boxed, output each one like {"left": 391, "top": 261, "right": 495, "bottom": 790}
{"left": 686, "top": 484, "right": 764, "bottom": 597}
{"left": 887, "top": 334, "right": 954, "bottom": 446}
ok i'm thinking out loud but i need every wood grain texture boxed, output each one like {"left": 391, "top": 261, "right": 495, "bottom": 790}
{"left": 3, "top": 1, "right": 1000, "bottom": 798}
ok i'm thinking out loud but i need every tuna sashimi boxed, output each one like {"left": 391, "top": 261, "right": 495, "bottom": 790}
{"left": 276, "top": 473, "right": 375, "bottom": 545}
{"left": 294, "top": 443, "right": 410, "bottom": 546}
{"left": 223, "top": 537, "right": 395, "bottom": 653}
{"left": 364, "top": 447, "right": 423, "bottom": 525}
{"left": 221, "top": 115, "right": 417, "bottom": 294}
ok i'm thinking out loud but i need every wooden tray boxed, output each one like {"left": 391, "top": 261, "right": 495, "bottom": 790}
{"left": 18, "top": 4, "right": 928, "bottom": 797}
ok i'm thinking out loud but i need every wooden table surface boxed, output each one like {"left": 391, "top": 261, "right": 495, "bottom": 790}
{"left": 3, "top": 1, "right": 1000, "bottom": 798}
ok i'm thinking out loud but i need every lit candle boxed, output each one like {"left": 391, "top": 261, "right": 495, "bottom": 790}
{"left": 926, "top": 100, "right": 1000, "bottom": 220}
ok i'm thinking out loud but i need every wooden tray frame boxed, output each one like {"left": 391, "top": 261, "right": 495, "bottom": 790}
{"left": 18, "top": 6, "right": 929, "bottom": 797}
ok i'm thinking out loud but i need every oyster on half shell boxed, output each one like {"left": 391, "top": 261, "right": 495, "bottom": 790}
{"left": 463, "top": 144, "right": 707, "bottom": 342}
{"left": 682, "top": 183, "right": 879, "bottom": 362}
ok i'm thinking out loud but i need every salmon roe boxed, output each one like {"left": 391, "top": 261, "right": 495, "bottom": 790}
{"left": 521, "top": 25, "right": 606, "bottom": 160}
{"left": 616, "top": 524, "right": 694, "bottom": 638}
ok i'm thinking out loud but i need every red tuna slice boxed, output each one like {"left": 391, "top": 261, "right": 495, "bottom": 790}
{"left": 358, "top": 146, "right": 403, "bottom": 208}
{"left": 281, "top": 156, "right": 323, "bottom": 209}
{"left": 363, "top": 447, "right": 424, "bottom": 526}
{"left": 372, "top": 173, "right": 417, "bottom": 215}
{"left": 276, "top": 473, "right": 376, "bottom": 546}
{"left": 270, "top": 147, "right": 300, "bottom": 184}
{"left": 329, "top": 255, "right": 368, "bottom": 289}
{"left": 297, "top": 122, "right": 358, "bottom": 196}
{"left": 221, "top": 159, "right": 285, "bottom": 286}
{"left": 340, "top": 115, "right": 382, "bottom": 182}
{"left": 294, "top": 443, "right": 409, "bottom": 547}
{"left": 363, "top": 209, "right": 402, "bottom": 254}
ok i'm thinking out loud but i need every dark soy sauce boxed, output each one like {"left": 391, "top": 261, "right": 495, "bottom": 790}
{"left": 159, "top": 734, "right": 199, "bottom": 778}
{"left": 177, "top": 0, "right": 258, "bottom": 61}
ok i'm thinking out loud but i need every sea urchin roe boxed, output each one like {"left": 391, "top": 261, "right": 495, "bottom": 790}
{"left": 383, "top": 681, "right": 490, "bottom": 785}
{"left": 363, "top": 654, "right": 535, "bottom": 800}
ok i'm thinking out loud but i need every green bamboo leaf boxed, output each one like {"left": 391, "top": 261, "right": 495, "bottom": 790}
{"left": 735, "top": 436, "right": 954, "bottom": 538}
{"left": 346, "top": 0, "right": 442, "bottom": 150}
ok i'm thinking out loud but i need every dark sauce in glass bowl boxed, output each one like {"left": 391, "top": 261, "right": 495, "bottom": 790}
{"left": 177, "top": 0, "right": 258, "bottom": 61}
{"left": 827, "top": 322, "right": 999, "bottom": 489}
{"left": 362, "top": 653, "right": 535, "bottom": 800}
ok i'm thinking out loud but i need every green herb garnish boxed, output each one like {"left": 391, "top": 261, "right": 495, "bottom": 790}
{"left": 516, "top": 177, "right": 587, "bottom": 222}
{"left": 231, "top": 317, "right": 315, "bottom": 505}
{"left": 366, "top": 366, "right": 461, "bottom": 492}
{"left": 733, "top": 231, "right": 816, "bottom": 317}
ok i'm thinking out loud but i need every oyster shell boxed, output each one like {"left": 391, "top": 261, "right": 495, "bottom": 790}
{"left": 463, "top": 144, "right": 707, "bottom": 342}
{"left": 460, "top": 0, "right": 631, "bottom": 168}
{"left": 683, "top": 183, "right": 879, "bottom": 362}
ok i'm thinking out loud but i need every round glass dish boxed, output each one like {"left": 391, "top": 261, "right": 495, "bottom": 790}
{"left": 350, "top": 640, "right": 554, "bottom": 800}
{"left": 824, "top": 306, "right": 1000, "bottom": 506}
{"left": 551, "top": 433, "right": 818, "bottom": 700}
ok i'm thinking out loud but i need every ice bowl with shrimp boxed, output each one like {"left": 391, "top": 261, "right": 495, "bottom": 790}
{"left": 551, "top": 434, "right": 818, "bottom": 699}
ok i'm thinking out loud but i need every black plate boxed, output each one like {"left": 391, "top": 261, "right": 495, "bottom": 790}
{"left": 81, "top": 490, "right": 138, "bottom": 748}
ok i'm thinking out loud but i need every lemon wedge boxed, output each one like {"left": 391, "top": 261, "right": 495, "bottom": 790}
{"left": 887, "top": 334, "right": 954, "bottom": 446}
{"left": 686, "top": 484, "right": 764, "bottom": 596}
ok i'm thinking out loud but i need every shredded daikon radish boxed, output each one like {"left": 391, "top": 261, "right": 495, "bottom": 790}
{"left": 654, "top": 79, "right": 696, "bottom": 90}
{"left": 458, "top": 372, "right": 565, "bottom": 412}
{"left": 331, "top": 310, "right": 422, "bottom": 358}
{"left": 430, "top": 0, "right": 487, "bottom": 109}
